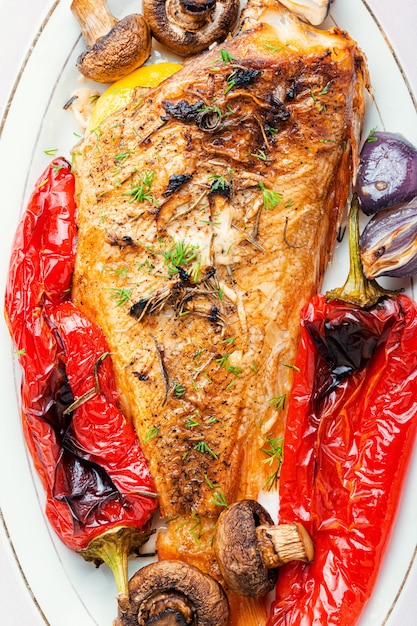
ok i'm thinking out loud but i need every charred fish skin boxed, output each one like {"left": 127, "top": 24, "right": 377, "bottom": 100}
{"left": 71, "top": 0, "right": 368, "bottom": 525}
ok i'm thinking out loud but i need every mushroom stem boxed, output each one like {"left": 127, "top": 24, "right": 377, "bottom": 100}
{"left": 71, "top": 0, "right": 152, "bottom": 83}
{"left": 71, "top": 0, "right": 117, "bottom": 47}
{"left": 166, "top": 0, "right": 214, "bottom": 30}
{"left": 256, "top": 522, "right": 314, "bottom": 570}
{"left": 214, "top": 500, "right": 315, "bottom": 598}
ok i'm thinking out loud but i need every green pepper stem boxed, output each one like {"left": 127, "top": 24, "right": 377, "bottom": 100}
{"left": 326, "top": 194, "right": 401, "bottom": 308}
{"left": 78, "top": 525, "right": 152, "bottom": 608}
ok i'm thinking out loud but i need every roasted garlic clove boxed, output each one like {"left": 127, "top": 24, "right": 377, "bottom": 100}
{"left": 360, "top": 199, "right": 417, "bottom": 279}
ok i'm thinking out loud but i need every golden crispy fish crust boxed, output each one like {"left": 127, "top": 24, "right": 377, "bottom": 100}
{"left": 72, "top": 1, "right": 368, "bottom": 535}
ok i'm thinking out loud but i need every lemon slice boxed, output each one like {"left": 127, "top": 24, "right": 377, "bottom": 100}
{"left": 87, "top": 62, "right": 182, "bottom": 132}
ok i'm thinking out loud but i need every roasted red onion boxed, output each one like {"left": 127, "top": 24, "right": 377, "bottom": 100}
{"left": 356, "top": 131, "right": 417, "bottom": 215}
{"left": 360, "top": 198, "right": 417, "bottom": 279}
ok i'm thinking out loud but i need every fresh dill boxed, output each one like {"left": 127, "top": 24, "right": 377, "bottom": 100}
{"left": 114, "top": 267, "right": 129, "bottom": 278}
{"left": 261, "top": 434, "right": 283, "bottom": 490}
{"left": 124, "top": 169, "right": 157, "bottom": 204}
{"left": 108, "top": 287, "right": 132, "bottom": 306}
{"left": 269, "top": 394, "right": 286, "bottom": 410}
{"left": 199, "top": 104, "right": 222, "bottom": 118}
{"left": 194, "top": 441, "right": 218, "bottom": 459}
{"left": 185, "top": 414, "right": 200, "bottom": 428}
{"left": 259, "top": 182, "right": 283, "bottom": 210}
{"left": 211, "top": 491, "right": 228, "bottom": 507}
{"left": 318, "top": 82, "right": 330, "bottom": 95}
{"left": 367, "top": 127, "right": 379, "bottom": 143}
{"left": 264, "top": 44, "right": 283, "bottom": 53}
{"left": 216, "top": 353, "right": 242, "bottom": 377}
{"left": 172, "top": 381, "right": 187, "bottom": 398}
{"left": 250, "top": 149, "right": 267, "bottom": 161}
{"left": 225, "top": 72, "right": 237, "bottom": 94}
{"left": 161, "top": 239, "right": 201, "bottom": 279}
{"left": 208, "top": 173, "right": 229, "bottom": 191}
{"left": 283, "top": 363, "right": 301, "bottom": 373}
{"left": 114, "top": 150, "right": 131, "bottom": 163}
{"left": 143, "top": 425, "right": 159, "bottom": 443}
{"left": 218, "top": 49, "right": 237, "bottom": 64}
{"left": 204, "top": 473, "right": 219, "bottom": 489}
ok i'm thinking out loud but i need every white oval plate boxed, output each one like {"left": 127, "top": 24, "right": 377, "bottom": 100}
{"left": 0, "top": 1, "right": 416, "bottom": 625}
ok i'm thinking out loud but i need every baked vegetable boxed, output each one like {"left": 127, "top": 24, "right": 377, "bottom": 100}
{"left": 142, "top": 0, "right": 240, "bottom": 56}
{"left": 71, "top": 0, "right": 152, "bottom": 82}
{"left": 268, "top": 195, "right": 417, "bottom": 626}
{"left": 360, "top": 197, "right": 417, "bottom": 279}
{"left": 4, "top": 159, "right": 158, "bottom": 604}
{"left": 356, "top": 130, "right": 417, "bottom": 214}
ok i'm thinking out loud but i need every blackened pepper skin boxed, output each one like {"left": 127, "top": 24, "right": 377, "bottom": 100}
{"left": 268, "top": 199, "right": 417, "bottom": 626}
{"left": 4, "top": 159, "right": 157, "bottom": 597}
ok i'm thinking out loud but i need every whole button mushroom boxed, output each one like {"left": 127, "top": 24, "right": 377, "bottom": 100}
{"left": 71, "top": 0, "right": 152, "bottom": 83}
{"left": 214, "top": 500, "right": 314, "bottom": 597}
{"left": 114, "top": 560, "right": 230, "bottom": 625}
{"left": 142, "top": 0, "right": 240, "bottom": 56}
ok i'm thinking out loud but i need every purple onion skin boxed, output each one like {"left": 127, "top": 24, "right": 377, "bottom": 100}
{"left": 360, "top": 199, "right": 417, "bottom": 278}
{"left": 356, "top": 131, "right": 417, "bottom": 215}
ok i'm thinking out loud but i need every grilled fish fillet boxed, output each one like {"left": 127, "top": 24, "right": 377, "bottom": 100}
{"left": 72, "top": 0, "right": 368, "bottom": 616}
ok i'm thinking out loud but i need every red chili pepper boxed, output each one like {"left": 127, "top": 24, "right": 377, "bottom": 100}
{"left": 4, "top": 158, "right": 157, "bottom": 598}
{"left": 268, "top": 197, "right": 417, "bottom": 626}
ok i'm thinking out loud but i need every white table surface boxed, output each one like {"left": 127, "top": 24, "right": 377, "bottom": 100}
{"left": 0, "top": 1, "right": 416, "bottom": 624}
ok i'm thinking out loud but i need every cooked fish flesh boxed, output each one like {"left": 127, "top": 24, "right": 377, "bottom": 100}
{"left": 71, "top": 0, "right": 368, "bottom": 611}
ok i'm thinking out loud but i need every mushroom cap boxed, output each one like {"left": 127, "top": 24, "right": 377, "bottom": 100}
{"left": 76, "top": 14, "right": 152, "bottom": 83}
{"left": 115, "top": 560, "right": 230, "bottom": 626}
{"left": 143, "top": 0, "right": 240, "bottom": 56}
{"left": 214, "top": 499, "right": 278, "bottom": 597}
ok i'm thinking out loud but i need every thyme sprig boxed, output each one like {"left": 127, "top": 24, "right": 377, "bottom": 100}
{"left": 63, "top": 352, "right": 110, "bottom": 415}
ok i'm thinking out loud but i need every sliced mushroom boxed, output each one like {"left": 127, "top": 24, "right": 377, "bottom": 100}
{"left": 214, "top": 500, "right": 314, "bottom": 598}
{"left": 278, "top": 0, "right": 331, "bottom": 25}
{"left": 71, "top": 0, "right": 152, "bottom": 83}
{"left": 115, "top": 560, "right": 230, "bottom": 625}
{"left": 142, "top": 0, "right": 240, "bottom": 56}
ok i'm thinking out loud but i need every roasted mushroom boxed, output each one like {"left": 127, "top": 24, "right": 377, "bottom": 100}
{"left": 214, "top": 500, "right": 314, "bottom": 597}
{"left": 71, "top": 0, "right": 152, "bottom": 83}
{"left": 142, "top": 0, "right": 240, "bottom": 56}
{"left": 115, "top": 560, "right": 230, "bottom": 625}
{"left": 278, "top": 0, "right": 331, "bottom": 25}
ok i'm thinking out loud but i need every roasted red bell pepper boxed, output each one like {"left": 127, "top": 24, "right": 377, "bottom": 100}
{"left": 4, "top": 158, "right": 157, "bottom": 598}
{"left": 268, "top": 196, "right": 417, "bottom": 626}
